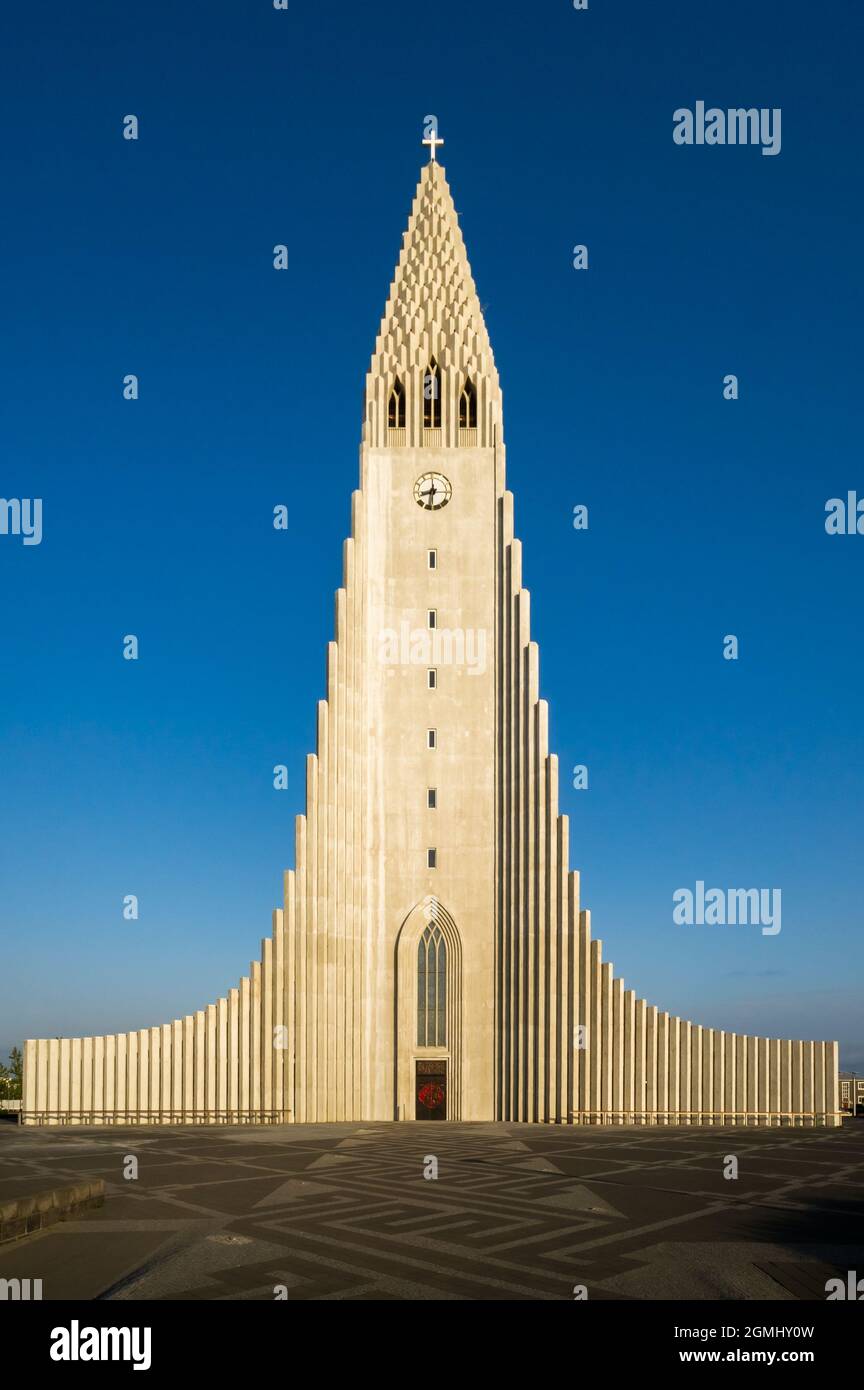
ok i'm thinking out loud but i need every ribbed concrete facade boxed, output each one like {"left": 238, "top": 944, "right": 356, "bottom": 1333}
{"left": 23, "top": 160, "right": 840, "bottom": 1126}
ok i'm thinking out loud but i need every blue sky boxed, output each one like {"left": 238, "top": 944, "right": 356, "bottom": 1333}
{"left": 1, "top": 0, "right": 862, "bottom": 1070}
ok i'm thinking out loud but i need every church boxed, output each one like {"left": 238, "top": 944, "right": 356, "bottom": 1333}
{"left": 23, "top": 137, "right": 839, "bottom": 1127}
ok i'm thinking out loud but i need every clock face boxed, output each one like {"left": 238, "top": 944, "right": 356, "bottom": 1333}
{"left": 414, "top": 472, "right": 452, "bottom": 511}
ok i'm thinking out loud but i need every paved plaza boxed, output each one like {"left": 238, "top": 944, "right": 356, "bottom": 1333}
{"left": 1, "top": 1120, "right": 862, "bottom": 1300}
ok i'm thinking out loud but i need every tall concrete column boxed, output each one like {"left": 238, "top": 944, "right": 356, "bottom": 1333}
{"left": 735, "top": 1034, "right": 746, "bottom": 1126}
{"left": 656, "top": 1012, "right": 668, "bottom": 1124}
{"left": 23, "top": 1040, "right": 37, "bottom": 1117}
{"left": 81, "top": 1038, "right": 93, "bottom": 1120}
{"left": 634, "top": 999, "right": 647, "bottom": 1123}
{"left": 183, "top": 1015, "right": 194, "bottom": 1121}
{"left": 589, "top": 939, "right": 602, "bottom": 1116}
{"left": 612, "top": 977, "right": 624, "bottom": 1123}
{"left": 813, "top": 1041, "right": 826, "bottom": 1123}
{"left": 149, "top": 1026, "right": 161, "bottom": 1119}
{"left": 206, "top": 1006, "right": 217, "bottom": 1116}
{"left": 757, "top": 1037, "right": 769, "bottom": 1121}
{"left": 680, "top": 1020, "right": 691, "bottom": 1124}
{"left": 768, "top": 1037, "right": 780, "bottom": 1124}
{"left": 577, "top": 909, "right": 590, "bottom": 1116}
{"left": 172, "top": 1019, "right": 183, "bottom": 1119}
{"left": 794, "top": 1045, "right": 811, "bottom": 1123}
{"left": 723, "top": 1031, "right": 735, "bottom": 1125}
{"left": 712, "top": 1030, "right": 724, "bottom": 1124}
{"left": 825, "top": 1042, "right": 840, "bottom": 1125}
{"left": 746, "top": 1036, "right": 758, "bottom": 1122}
{"left": 228, "top": 989, "right": 239, "bottom": 1115}
{"left": 803, "top": 1041, "right": 815, "bottom": 1125}
{"left": 702, "top": 1029, "right": 713, "bottom": 1126}
{"left": 691, "top": 1025, "right": 702, "bottom": 1119}
{"left": 69, "top": 1040, "right": 77, "bottom": 1115}
{"left": 217, "top": 997, "right": 228, "bottom": 1116}
{"left": 623, "top": 990, "right": 636, "bottom": 1121}
{"left": 113, "top": 1034, "right": 125, "bottom": 1122}
{"left": 781, "top": 1038, "right": 792, "bottom": 1121}
{"left": 140, "top": 1029, "right": 151, "bottom": 1119}
{"left": 645, "top": 1006, "right": 658, "bottom": 1120}
{"left": 92, "top": 1037, "right": 103, "bottom": 1120}
{"left": 668, "top": 1016, "right": 680, "bottom": 1121}
{"left": 601, "top": 962, "right": 613, "bottom": 1119}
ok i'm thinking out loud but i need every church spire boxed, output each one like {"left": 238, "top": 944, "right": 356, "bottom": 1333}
{"left": 363, "top": 153, "right": 502, "bottom": 449}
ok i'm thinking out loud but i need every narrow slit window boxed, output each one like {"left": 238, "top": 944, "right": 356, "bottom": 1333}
{"left": 459, "top": 376, "right": 477, "bottom": 429}
{"left": 388, "top": 376, "right": 405, "bottom": 429}
{"left": 423, "top": 358, "right": 441, "bottom": 429}
{"left": 427, "top": 609, "right": 437, "bottom": 629}
{"left": 427, "top": 787, "right": 437, "bottom": 809}
{"left": 427, "top": 848, "right": 437, "bottom": 869}
{"left": 427, "top": 729, "right": 436, "bottom": 749}
{"left": 427, "top": 549, "right": 437, "bottom": 570}
{"left": 427, "top": 668, "right": 437, "bottom": 689}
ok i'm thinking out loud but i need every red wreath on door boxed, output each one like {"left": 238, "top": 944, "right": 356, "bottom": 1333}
{"left": 418, "top": 1082, "right": 445, "bottom": 1110}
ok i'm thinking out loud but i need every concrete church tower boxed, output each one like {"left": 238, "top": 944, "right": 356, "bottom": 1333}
{"left": 23, "top": 145, "right": 840, "bottom": 1127}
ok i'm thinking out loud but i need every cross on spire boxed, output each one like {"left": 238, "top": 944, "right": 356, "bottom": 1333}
{"left": 422, "top": 123, "right": 444, "bottom": 162}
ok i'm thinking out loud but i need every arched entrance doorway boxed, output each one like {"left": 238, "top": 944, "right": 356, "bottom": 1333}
{"left": 395, "top": 898, "right": 462, "bottom": 1120}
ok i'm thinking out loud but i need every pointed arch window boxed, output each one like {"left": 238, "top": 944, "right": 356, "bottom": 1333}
{"left": 423, "top": 359, "right": 441, "bottom": 429}
{"left": 417, "top": 923, "right": 447, "bottom": 1046}
{"left": 388, "top": 377, "right": 405, "bottom": 430}
{"left": 459, "top": 377, "right": 477, "bottom": 430}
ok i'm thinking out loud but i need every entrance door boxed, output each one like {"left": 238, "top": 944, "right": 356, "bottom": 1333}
{"left": 415, "top": 1060, "right": 447, "bottom": 1120}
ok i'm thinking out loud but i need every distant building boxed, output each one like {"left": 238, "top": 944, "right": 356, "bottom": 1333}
{"left": 839, "top": 1073, "right": 864, "bottom": 1115}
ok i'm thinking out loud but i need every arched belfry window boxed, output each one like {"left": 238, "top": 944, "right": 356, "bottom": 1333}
{"left": 417, "top": 923, "right": 447, "bottom": 1046}
{"left": 388, "top": 377, "right": 405, "bottom": 430}
{"left": 459, "top": 377, "right": 477, "bottom": 429}
{"left": 423, "top": 359, "right": 441, "bottom": 429}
